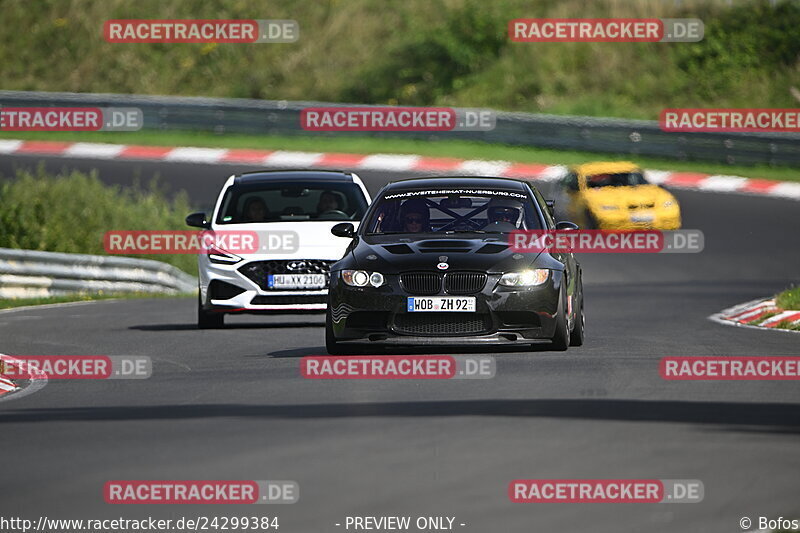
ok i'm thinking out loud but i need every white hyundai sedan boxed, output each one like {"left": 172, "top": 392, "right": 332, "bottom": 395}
{"left": 186, "top": 170, "right": 371, "bottom": 328}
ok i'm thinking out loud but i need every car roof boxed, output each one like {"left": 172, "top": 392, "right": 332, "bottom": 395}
{"left": 572, "top": 161, "right": 641, "bottom": 175}
{"left": 383, "top": 176, "right": 528, "bottom": 193}
{"left": 233, "top": 169, "right": 354, "bottom": 185}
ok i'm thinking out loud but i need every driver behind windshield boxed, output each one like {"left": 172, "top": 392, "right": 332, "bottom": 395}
{"left": 399, "top": 198, "right": 430, "bottom": 233}
{"left": 242, "top": 197, "right": 268, "bottom": 222}
{"left": 316, "top": 190, "right": 341, "bottom": 215}
{"left": 484, "top": 197, "right": 522, "bottom": 231}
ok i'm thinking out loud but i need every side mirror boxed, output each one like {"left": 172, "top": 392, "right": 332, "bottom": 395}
{"left": 556, "top": 221, "right": 579, "bottom": 231}
{"left": 186, "top": 212, "right": 210, "bottom": 228}
{"left": 331, "top": 222, "right": 355, "bottom": 238}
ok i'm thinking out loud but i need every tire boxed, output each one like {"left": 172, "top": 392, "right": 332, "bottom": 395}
{"left": 197, "top": 292, "right": 224, "bottom": 329}
{"left": 550, "top": 288, "right": 570, "bottom": 351}
{"left": 325, "top": 308, "right": 345, "bottom": 355}
{"left": 569, "top": 289, "right": 585, "bottom": 347}
{"left": 326, "top": 309, "right": 376, "bottom": 355}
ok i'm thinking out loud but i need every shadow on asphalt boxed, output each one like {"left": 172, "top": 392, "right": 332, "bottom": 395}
{"left": 130, "top": 322, "right": 325, "bottom": 331}
{"left": 2, "top": 399, "right": 798, "bottom": 433}
{"left": 268, "top": 343, "right": 558, "bottom": 358}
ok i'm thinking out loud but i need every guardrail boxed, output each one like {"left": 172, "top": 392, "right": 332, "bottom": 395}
{"left": 1, "top": 90, "right": 799, "bottom": 167}
{"left": 0, "top": 248, "right": 196, "bottom": 299}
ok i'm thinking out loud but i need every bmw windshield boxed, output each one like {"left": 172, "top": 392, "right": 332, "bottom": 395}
{"left": 364, "top": 189, "right": 542, "bottom": 235}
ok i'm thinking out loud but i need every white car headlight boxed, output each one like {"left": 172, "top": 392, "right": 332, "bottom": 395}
{"left": 663, "top": 200, "right": 675, "bottom": 207}
{"left": 499, "top": 269, "right": 550, "bottom": 287}
{"left": 600, "top": 205, "right": 620, "bottom": 210}
{"left": 342, "top": 270, "right": 385, "bottom": 288}
{"left": 207, "top": 245, "right": 243, "bottom": 265}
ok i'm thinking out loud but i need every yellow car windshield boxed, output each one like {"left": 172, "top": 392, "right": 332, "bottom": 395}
{"left": 586, "top": 172, "right": 648, "bottom": 188}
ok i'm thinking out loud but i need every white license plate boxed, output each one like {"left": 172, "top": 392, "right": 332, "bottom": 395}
{"left": 630, "top": 212, "right": 655, "bottom": 223}
{"left": 407, "top": 296, "right": 476, "bottom": 313}
{"left": 268, "top": 274, "right": 326, "bottom": 289}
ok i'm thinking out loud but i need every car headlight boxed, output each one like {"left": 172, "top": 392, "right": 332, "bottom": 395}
{"left": 600, "top": 205, "right": 620, "bottom": 210}
{"left": 499, "top": 269, "right": 550, "bottom": 287}
{"left": 663, "top": 200, "right": 675, "bottom": 207}
{"left": 342, "top": 270, "right": 385, "bottom": 288}
{"left": 207, "top": 245, "right": 243, "bottom": 265}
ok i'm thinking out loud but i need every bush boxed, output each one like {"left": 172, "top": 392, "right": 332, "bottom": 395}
{"left": 776, "top": 286, "right": 800, "bottom": 311}
{"left": 0, "top": 167, "right": 197, "bottom": 275}
{"left": 0, "top": 0, "right": 797, "bottom": 118}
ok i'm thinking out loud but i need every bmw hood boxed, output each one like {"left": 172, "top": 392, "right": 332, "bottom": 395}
{"left": 345, "top": 234, "right": 543, "bottom": 274}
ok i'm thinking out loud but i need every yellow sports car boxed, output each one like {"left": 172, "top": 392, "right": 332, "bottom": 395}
{"left": 561, "top": 162, "right": 681, "bottom": 229}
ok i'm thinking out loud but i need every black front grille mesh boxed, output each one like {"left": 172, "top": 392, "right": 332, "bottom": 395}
{"left": 239, "top": 260, "right": 334, "bottom": 291}
{"left": 400, "top": 272, "right": 441, "bottom": 295}
{"left": 393, "top": 313, "right": 491, "bottom": 336}
{"left": 444, "top": 272, "right": 487, "bottom": 295}
{"left": 250, "top": 295, "right": 328, "bottom": 305}
{"left": 400, "top": 271, "right": 486, "bottom": 295}
{"left": 209, "top": 280, "right": 246, "bottom": 300}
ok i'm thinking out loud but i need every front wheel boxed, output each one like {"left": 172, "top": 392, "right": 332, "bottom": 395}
{"left": 550, "top": 288, "right": 570, "bottom": 351}
{"left": 569, "top": 290, "right": 585, "bottom": 347}
{"left": 197, "top": 292, "right": 224, "bottom": 329}
{"left": 325, "top": 308, "right": 345, "bottom": 355}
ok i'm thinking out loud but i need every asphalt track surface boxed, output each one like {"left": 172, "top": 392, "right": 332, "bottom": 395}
{"left": 1, "top": 153, "right": 799, "bottom": 533}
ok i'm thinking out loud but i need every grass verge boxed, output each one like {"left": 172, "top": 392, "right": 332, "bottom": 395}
{"left": 1, "top": 130, "right": 799, "bottom": 183}
{"left": 0, "top": 166, "right": 197, "bottom": 275}
{"left": 0, "top": 292, "right": 194, "bottom": 311}
{"left": 776, "top": 286, "right": 800, "bottom": 310}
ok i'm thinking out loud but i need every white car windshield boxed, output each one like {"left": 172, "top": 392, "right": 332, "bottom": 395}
{"left": 216, "top": 182, "right": 368, "bottom": 224}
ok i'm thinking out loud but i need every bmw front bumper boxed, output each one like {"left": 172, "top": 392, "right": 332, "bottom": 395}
{"left": 328, "top": 271, "right": 564, "bottom": 345}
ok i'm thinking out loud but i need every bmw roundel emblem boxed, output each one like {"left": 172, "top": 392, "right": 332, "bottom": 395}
{"left": 437, "top": 262, "right": 449, "bottom": 270}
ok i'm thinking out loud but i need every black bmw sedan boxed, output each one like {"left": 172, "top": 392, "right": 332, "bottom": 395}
{"left": 325, "top": 176, "right": 584, "bottom": 353}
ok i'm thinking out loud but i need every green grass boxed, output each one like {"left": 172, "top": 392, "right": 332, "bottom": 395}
{"left": 0, "top": 291, "right": 193, "bottom": 311}
{"left": 2, "top": 129, "right": 799, "bottom": 183}
{"left": 776, "top": 287, "right": 800, "bottom": 310}
{"left": 0, "top": 166, "right": 198, "bottom": 275}
{"left": 751, "top": 311, "right": 780, "bottom": 326}
{"left": 1, "top": 0, "right": 798, "bottom": 120}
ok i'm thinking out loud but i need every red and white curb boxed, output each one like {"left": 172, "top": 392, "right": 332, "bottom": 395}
{"left": 0, "top": 375, "right": 17, "bottom": 395}
{"left": 1, "top": 139, "right": 799, "bottom": 200}
{"left": 0, "top": 353, "right": 48, "bottom": 402}
{"left": 709, "top": 298, "right": 800, "bottom": 334}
